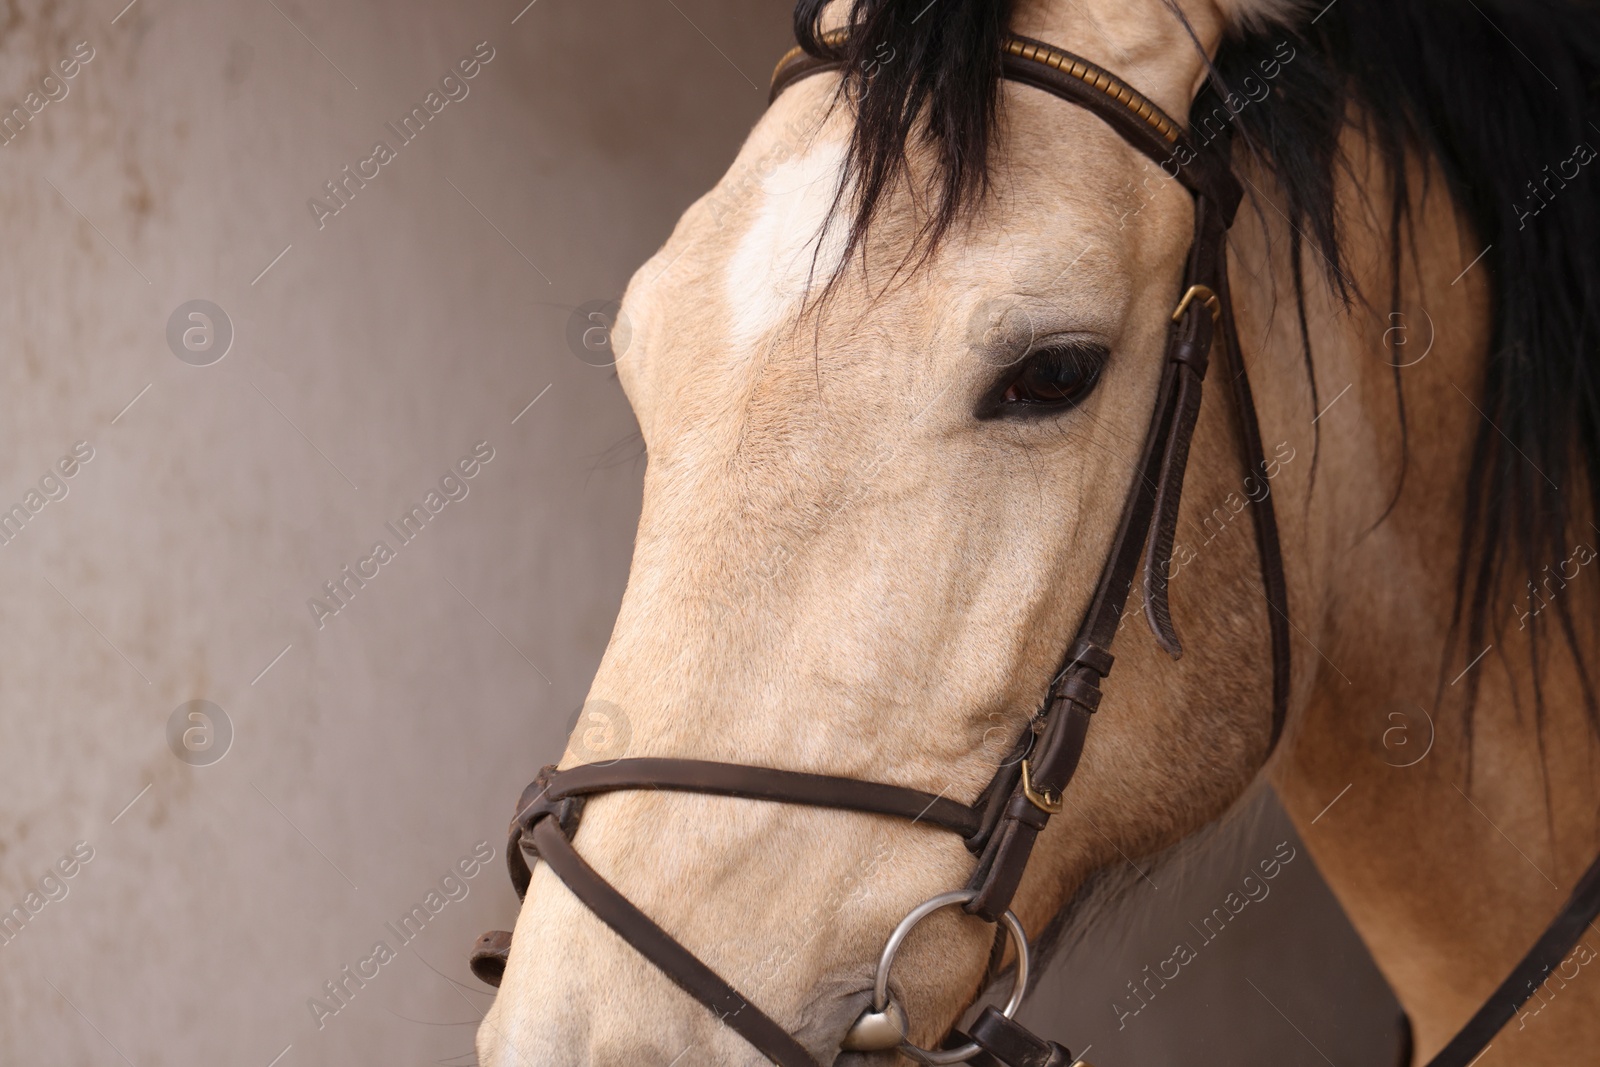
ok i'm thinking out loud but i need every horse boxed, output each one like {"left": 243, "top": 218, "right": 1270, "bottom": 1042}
{"left": 476, "top": 0, "right": 1600, "bottom": 1063}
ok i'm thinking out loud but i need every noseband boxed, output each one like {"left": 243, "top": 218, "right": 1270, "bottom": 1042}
{"left": 469, "top": 29, "right": 1600, "bottom": 1067}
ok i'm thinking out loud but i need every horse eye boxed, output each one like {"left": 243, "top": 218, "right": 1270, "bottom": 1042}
{"left": 999, "top": 344, "right": 1107, "bottom": 409}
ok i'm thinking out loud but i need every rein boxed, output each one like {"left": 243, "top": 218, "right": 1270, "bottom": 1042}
{"left": 470, "top": 29, "right": 1600, "bottom": 1067}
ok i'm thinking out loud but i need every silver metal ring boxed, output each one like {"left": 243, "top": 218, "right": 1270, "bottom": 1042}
{"left": 870, "top": 889, "right": 1030, "bottom": 1065}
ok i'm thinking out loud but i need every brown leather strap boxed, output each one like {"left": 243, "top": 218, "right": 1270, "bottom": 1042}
{"left": 768, "top": 35, "right": 842, "bottom": 103}
{"left": 965, "top": 188, "right": 1236, "bottom": 921}
{"left": 469, "top": 929, "right": 512, "bottom": 987}
{"left": 966, "top": 699, "right": 1094, "bottom": 919}
{"left": 1213, "top": 250, "right": 1294, "bottom": 748}
{"left": 505, "top": 759, "right": 981, "bottom": 901}
{"left": 1143, "top": 199, "right": 1227, "bottom": 655}
{"left": 769, "top": 33, "right": 1243, "bottom": 222}
{"left": 999, "top": 36, "right": 1241, "bottom": 222}
{"left": 546, "top": 758, "right": 981, "bottom": 837}
{"left": 529, "top": 817, "right": 824, "bottom": 1067}
{"left": 1422, "top": 848, "right": 1600, "bottom": 1067}
{"left": 965, "top": 1006, "right": 1074, "bottom": 1067}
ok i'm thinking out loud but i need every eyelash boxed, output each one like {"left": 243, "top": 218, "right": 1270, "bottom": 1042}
{"left": 986, "top": 343, "right": 1109, "bottom": 416}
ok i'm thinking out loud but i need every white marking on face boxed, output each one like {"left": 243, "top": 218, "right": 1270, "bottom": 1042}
{"left": 724, "top": 137, "right": 851, "bottom": 356}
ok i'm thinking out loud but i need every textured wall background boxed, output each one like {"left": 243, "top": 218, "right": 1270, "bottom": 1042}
{"left": 0, "top": 1, "right": 1395, "bottom": 1063}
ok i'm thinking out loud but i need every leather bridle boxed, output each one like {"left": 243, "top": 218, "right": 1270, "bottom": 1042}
{"left": 470, "top": 29, "right": 1600, "bottom": 1067}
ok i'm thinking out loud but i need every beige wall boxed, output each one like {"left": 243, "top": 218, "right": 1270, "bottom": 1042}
{"left": 0, "top": 0, "right": 1393, "bottom": 1063}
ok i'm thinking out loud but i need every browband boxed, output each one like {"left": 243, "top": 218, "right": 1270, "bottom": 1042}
{"left": 770, "top": 31, "right": 1245, "bottom": 222}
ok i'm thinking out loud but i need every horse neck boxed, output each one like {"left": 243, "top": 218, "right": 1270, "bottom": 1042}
{"left": 1241, "top": 130, "right": 1600, "bottom": 1062}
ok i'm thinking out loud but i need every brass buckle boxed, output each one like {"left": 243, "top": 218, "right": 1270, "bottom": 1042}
{"left": 1020, "top": 759, "right": 1064, "bottom": 815}
{"left": 1171, "top": 283, "right": 1221, "bottom": 324}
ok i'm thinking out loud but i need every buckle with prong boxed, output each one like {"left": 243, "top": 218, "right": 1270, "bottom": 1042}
{"left": 1020, "top": 759, "right": 1064, "bottom": 815}
{"left": 1171, "top": 283, "right": 1221, "bottom": 323}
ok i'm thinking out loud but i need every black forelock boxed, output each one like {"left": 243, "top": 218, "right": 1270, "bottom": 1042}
{"left": 790, "top": 0, "right": 1600, "bottom": 755}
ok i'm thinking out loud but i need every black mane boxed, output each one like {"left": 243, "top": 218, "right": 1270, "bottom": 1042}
{"left": 793, "top": 0, "right": 1600, "bottom": 744}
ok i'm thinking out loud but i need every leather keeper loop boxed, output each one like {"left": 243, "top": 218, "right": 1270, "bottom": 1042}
{"left": 964, "top": 820, "right": 1035, "bottom": 921}
{"left": 1063, "top": 640, "right": 1114, "bottom": 678}
{"left": 1169, "top": 331, "right": 1212, "bottom": 375}
{"left": 1005, "top": 792, "right": 1053, "bottom": 830}
{"left": 1168, "top": 285, "right": 1216, "bottom": 376}
{"left": 969, "top": 1006, "right": 1074, "bottom": 1067}
{"left": 1052, "top": 670, "right": 1103, "bottom": 711}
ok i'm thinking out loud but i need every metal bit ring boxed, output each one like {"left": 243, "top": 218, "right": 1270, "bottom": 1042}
{"left": 852, "top": 889, "right": 1031, "bottom": 1065}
